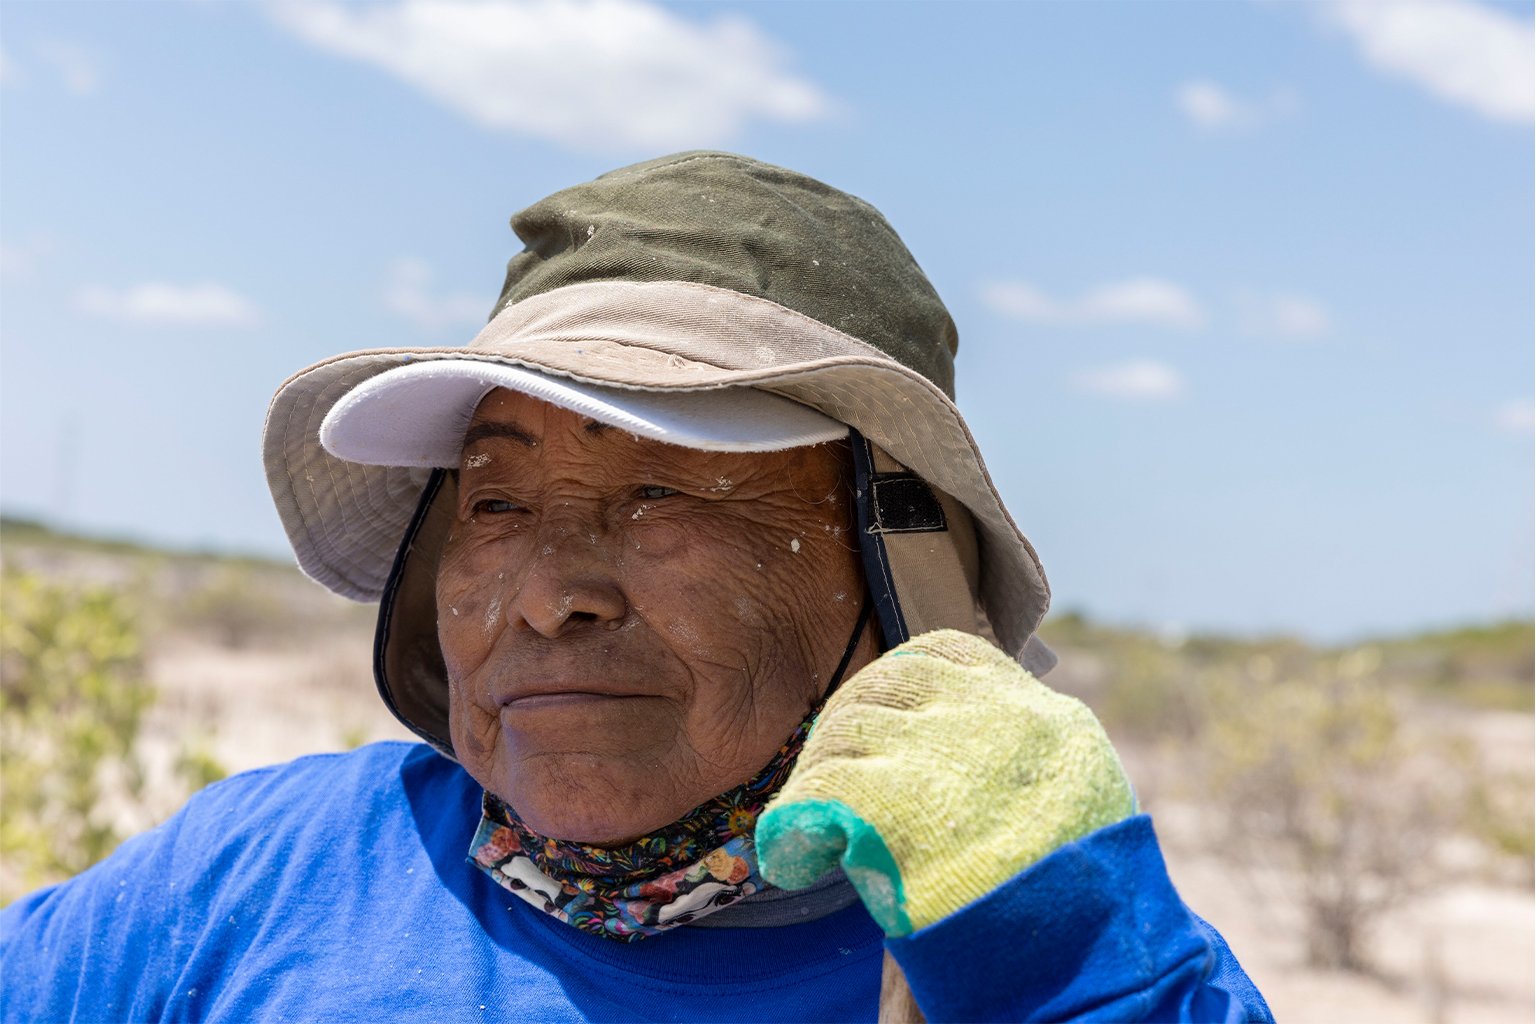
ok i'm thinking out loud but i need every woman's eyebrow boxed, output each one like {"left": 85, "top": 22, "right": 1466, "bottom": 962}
{"left": 462, "top": 422, "right": 538, "bottom": 448}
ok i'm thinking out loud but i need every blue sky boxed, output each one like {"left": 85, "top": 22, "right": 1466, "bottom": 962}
{"left": 1, "top": 0, "right": 1530, "bottom": 641}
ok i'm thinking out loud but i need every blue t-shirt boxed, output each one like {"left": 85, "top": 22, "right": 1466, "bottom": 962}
{"left": 1, "top": 742, "right": 1271, "bottom": 1022}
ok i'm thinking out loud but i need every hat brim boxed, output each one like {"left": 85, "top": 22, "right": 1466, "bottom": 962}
{"left": 320, "top": 359, "right": 848, "bottom": 468}
{"left": 264, "top": 279, "right": 1050, "bottom": 663}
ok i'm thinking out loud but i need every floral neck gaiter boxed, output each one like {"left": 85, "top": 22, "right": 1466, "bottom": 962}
{"left": 468, "top": 713, "right": 813, "bottom": 943}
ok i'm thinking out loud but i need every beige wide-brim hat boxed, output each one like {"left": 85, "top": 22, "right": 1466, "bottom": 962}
{"left": 262, "top": 153, "right": 1053, "bottom": 754}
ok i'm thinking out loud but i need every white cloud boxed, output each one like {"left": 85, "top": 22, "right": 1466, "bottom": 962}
{"left": 1074, "top": 360, "right": 1187, "bottom": 402}
{"left": 76, "top": 283, "right": 259, "bottom": 327}
{"left": 982, "top": 277, "right": 1206, "bottom": 330}
{"left": 0, "top": 243, "right": 33, "bottom": 278}
{"left": 385, "top": 259, "right": 488, "bottom": 332}
{"left": 1495, "top": 400, "right": 1534, "bottom": 434}
{"left": 266, "top": 0, "right": 831, "bottom": 151}
{"left": 1322, "top": 0, "right": 1534, "bottom": 123}
{"left": 1238, "top": 291, "right": 1332, "bottom": 339}
{"left": 1177, "top": 80, "right": 1250, "bottom": 129}
{"left": 0, "top": 235, "right": 60, "bottom": 279}
{"left": 0, "top": 46, "right": 21, "bottom": 87}
{"left": 34, "top": 40, "right": 101, "bottom": 96}
{"left": 1175, "top": 79, "right": 1298, "bottom": 131}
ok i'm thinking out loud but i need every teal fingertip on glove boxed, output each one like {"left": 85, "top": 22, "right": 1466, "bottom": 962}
{"left": 754, "top": 798, "right": 914, "bottom": 936}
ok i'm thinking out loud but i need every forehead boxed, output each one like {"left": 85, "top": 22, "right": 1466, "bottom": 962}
{"left": 463, "top": 389, "right": 611, "bottom": 447}
{"left": 458, "top": 388, "right": 847, "bottom": 483}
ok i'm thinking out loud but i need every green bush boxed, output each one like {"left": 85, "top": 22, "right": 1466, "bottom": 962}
{"left": 176, "top": 566, "right": 290, "bottom": 649}
{"left": 1198, "top": 652, "right": 1460, "bottom": 971}
{"left": 1, "top": 571, "right": 156, "bottom": 898}
{"left": 0, "top": 571, "right": 224, "bottom": 904}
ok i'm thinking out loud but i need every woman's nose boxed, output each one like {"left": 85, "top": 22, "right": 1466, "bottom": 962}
{"left": 504, "top": 524, "right": 628, "bottom": 638}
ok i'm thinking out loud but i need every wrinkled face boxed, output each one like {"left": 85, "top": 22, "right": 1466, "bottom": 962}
{"left": 437, "top": 389, "right": 874, "bottom": 845}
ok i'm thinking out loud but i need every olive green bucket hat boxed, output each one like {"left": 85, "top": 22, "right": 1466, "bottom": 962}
{"left": 263, "top": 151, "right": 1053, "bottom": 754}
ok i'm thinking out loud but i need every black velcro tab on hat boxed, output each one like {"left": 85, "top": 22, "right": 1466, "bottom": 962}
{"left": 869, "top": 473, "right": 947, "bottom": 534}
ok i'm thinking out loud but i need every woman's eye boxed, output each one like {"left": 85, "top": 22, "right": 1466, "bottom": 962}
{"left": 639, "top": 485, "right": 680, "bottom": 500}
{"left": 472, "top": 499, "right": 524, "bottom": 515}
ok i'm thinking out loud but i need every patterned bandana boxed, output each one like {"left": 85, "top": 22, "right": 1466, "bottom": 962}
{"left": 468, "top": 714, "right": 814, "bottom": 943}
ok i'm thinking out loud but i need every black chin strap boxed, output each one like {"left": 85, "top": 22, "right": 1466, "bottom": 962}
{"left": 819, "top": 596, "right": 873, "bottom": 702}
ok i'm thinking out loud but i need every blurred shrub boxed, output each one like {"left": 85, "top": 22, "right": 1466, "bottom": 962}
{"left": 0, "top": 571, "right": 224, "bottom": 903}
{"left": 1374, "top": 620, "right": 1534, "bottom": 712}
{"left": 1, "top": 571, "right": 154, "bottom": 896}
{"left": 1198, "top": 650, "right": 1462, "bottom": 972}
{"left": 176, "top": 566, "right": 289, "bottom": 649}
{"left": 175, "top": 742, "right": 230, "bottom": 793}
{"left": 1463, "top": 766, "right": 1536, "bottom": 878}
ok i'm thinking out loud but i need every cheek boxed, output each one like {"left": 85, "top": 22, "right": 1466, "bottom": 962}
{"left": 620, "top": 520, "right": 761, "bottom": 610}
{"left": 436, "top": 541, "right": 522, "bottom": 675}
{"left": 614, "top": 516, "right": 686, "bottom": 562}
{"left": 624, "top": 521, "right": 843, "bottom": 682}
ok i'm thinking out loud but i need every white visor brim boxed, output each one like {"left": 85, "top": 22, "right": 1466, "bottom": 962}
{"left": 320, "top": 359, "right": 848, "bottom": 467}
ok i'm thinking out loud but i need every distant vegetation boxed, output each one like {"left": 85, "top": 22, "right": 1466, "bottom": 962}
{"left": 1038, "top": 609, "right": 1534, "bottom": 972}
{"left": 0, "top": 515, "right": 375, "bottom": 649}
{"left": 2, "top": 518, "right": 1532, "bottom": 972}
{"left": 0, "top": 570, "right": 221, "bottom": 896}
{"left": 1039, "top": 609, "right": 1534, "bottom": 718}
{"left": 0, "top": 518, "right": 375, "bottom": 904}
{"left": 0, "top": 514, "right": 288, "bottom": 565}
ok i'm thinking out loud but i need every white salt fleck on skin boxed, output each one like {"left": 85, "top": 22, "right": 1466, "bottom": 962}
{"left": 707, "top": 477, "right": 734, "bottom": 493}
{"left": 790, "top": 538, "right": 801, "bottom": 553}
{"left": 483, "top": 598, "right": 501, "bottom": 635}
{"left": 450, "top": 607, "right": 460, "bottom": 616}
{"left": 667, "top": 619, "right": 703, "bottom": 650}
{"left": 465, "top": 452, "right": 492, "bottom": 468}
{"left": 834, "top": 592, "right": 847, "bottom": 603}
{"left": 631, "top": 504, "right": 653, "bottom": 520}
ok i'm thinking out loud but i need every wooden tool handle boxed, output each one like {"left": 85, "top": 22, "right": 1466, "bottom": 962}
{"left": 878, "top": 950, "right": 925, "bottom": 1023}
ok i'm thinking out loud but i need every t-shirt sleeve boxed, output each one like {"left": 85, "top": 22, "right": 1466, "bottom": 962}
{"left": 884, "top": 814, "right": 1274, "bottom": 1023}
{"left": 1, "top": 811, "right": 189, "bottom": 1023}
{"left": 0, "top": 761, "right": 295, "bottom": 1024}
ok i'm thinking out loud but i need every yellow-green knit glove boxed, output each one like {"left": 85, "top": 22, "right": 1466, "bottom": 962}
{"left": 755, "top": 629, "right": 1136, "bottom": 936}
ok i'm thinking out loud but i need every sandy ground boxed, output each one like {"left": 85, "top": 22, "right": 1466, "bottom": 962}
{"left": 147, "top": 635, "right": 415, "bottom": 773}
{"left": 131, "top": 633, "right": 1536, "bottom": 1023}
{"left": 1156, "top": 814, "right": 1534, "bottom": 1024}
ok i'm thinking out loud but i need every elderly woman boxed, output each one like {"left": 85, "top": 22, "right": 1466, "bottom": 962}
{"left": 2, "top": 153, "right": 1270, "bottom": 1022}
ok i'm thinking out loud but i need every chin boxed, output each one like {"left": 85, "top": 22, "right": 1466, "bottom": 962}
{"left": 488, "top": 757, "right": 693, "bottom": 847}
{"left": 514, "top": 802, "right": 675, "bottom": 847}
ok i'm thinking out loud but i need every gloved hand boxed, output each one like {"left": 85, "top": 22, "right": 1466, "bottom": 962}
{"left": 755, "top": 629, "right": 1136, "bottom": 937}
